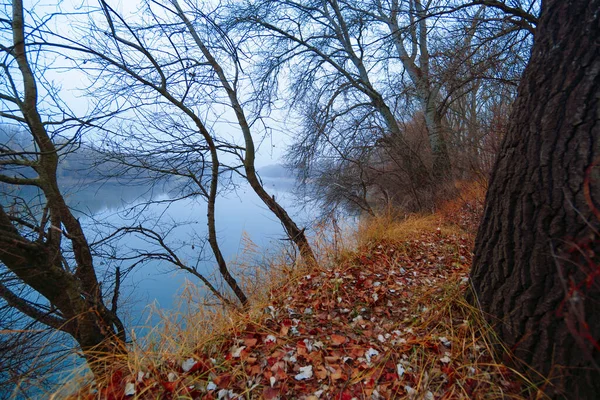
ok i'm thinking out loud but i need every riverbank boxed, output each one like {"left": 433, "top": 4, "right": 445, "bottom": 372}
{"left": 60, "top": 184, "right": 545, "bottom": 399}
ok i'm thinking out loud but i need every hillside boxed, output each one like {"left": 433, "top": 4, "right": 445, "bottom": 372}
{"left": 62, "top": 186, "right": 544, "bottom": 399}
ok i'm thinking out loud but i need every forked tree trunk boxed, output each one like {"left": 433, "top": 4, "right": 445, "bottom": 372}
{"left": 468, "top": 0, "right": 600, "bottom": 397}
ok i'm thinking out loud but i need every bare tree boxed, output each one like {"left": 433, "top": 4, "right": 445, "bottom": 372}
{"left": 232, "top": 0, "right": 433, "bottom": 192}
{"left": 233, "top": 0, "right": 536, "bottom": 213}
{"left": 368, "top": 0, "right": 453, "bottom": 175}
{"left": 433, "top": 1, "right": 531, "bottom": 181}
{"left": 0, "top": 0, "right": 125, "bottom": 380}
{"left": 75, "top": 0, "right": 251, "bottom": 306}
{"left": 29, "top": 0, "right": 319, "bottom": 310}
{"left": 168, "top": 0, "right": 316, "bottom": 265}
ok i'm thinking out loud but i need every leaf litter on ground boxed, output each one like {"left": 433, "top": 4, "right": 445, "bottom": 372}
{"left": 68, "top": 190, "right": 545, "bottom": 399}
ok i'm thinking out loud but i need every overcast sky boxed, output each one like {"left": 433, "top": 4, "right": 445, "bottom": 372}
{"left": 13, "top": 0, "right": 293, "bottom": 168}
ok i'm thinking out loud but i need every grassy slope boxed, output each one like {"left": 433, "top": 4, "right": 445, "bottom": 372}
{"left": 61, "top": 184, "right": 547, "bottom": 399}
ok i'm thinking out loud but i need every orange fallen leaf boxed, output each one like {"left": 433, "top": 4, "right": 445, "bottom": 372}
{"left": 314, "top": 365, "right": 327, "bottom": 380}
{"left": 213, "top": 373, "right": 231, "bottom": 387}
{"left": 160, "top": 381, "right": 177, "bottom": 393}
{"left": 262, "top": 387, "right": 279, "bottom": 400}
{"left": 324, "top": 355, "right": 340, "bottom": 363}
{"left": 297, "top": 341, "right": 308, "bottom": 356}
{"left": 246, "top": 356, "right": 258, "bottom": 364}
{"left": 248, "top": 364, "right": 262, "bottom": 376}
{"left": 330, "top": 334, "right": 347, "bottom": 345}
{"left": 330, "top": 366, "right": 344, "bottom": 381}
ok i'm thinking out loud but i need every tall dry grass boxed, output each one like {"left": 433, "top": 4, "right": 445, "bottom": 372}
{"left": 48, "top": 181, "right": 552, "bottom": 399}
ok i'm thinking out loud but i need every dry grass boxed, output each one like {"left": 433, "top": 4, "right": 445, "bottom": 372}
{"left": 356, "top": 211, "right": 462, "bottom": 245}
{"left": 54, "top": 227, "right": 340, "bottom": 399}
{"left": 49, "top": 182, "right": 549, "bottom": 399}
{"left": 393, "top": 275, "right": 548, "bottom": 399}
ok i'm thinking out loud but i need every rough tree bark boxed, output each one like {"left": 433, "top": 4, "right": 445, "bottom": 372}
{"left": 468, "top": 0, "right": 600, "bottom": 397}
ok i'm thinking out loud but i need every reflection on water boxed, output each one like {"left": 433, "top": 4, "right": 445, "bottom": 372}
{"left": 79, "top": 178, "right": 311, "bottom": 327}
{"left": 1, "top": 176, "right": 312, "bottom": 395}
{"left": 1, "top": 175, "right": 310, "bottom": 318}
{"left": 64, "top": 182, "right": 162, "bottom": 215}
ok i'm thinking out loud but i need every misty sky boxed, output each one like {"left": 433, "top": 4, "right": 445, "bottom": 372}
{"left": 22, "top": 0, "right": 295, "bottom": 168}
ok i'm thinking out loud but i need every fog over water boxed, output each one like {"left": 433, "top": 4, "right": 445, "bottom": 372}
{"left": 67, "top": 173, "right": 309, "bottom": 326}
{"left": 1, "top": 159, "right": 307, "bottom": 319}
{"left": 0, "top": 164, "right": 310, "bottom": 395}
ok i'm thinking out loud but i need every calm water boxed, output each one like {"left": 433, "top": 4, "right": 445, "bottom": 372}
{"left": 2, "top": 177, "right": 312, "bottom": 397}
{"left": 76, "top": 177, "right": 310, "bottom": 325}
{"left": 2, "top": 176, "right": 311, "bottom": 323}
{"left": 1, "top": 175, "right": 312, "bottom": 327}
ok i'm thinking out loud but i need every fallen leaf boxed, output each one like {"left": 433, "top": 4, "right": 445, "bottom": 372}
{"left": 217, "top": 389, "right": 237, "bottom": 399}
{"left": 329, "top": 366, "right": 343, "bottom": 381}
{"left": 264, "top": 334, "right": 277, "bottom": 344}
{"left": 124, "top": 382, "right": 135, "bottom": 396}
{"left": 181, "top": 358, "right": 197, "bottom": 372}
{"left": 397, "top": 364, "right": 405, "bottom": 377}
{"left": 340, "top": 390, "right": 353, "bottom": 400}
{"left": 231, "top": 345, "right": 246, "bottom": 358}
{"left": 161, "top": 381, "right": 177, "bottom": 393}
{"left": 405, "top": 385, "right": 417, "bottom": 398}
{"left": 365, "top": 348, "right": 379, "bottom": 364}
{"left": 324, "top": 355, "right": 340, "bottom": 363}
{"left": 262, "top": 386, "right": 280, "bottom": 400}
{"left": 213, "top": 373, "right": 232, "bottom": 387}
{"left": 314, "top": 365, "right": 327, "bottom": 380}
{"left": 330, "top": 334, "right": 347, "bottom": 345}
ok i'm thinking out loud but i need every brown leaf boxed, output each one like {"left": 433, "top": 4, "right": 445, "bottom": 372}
{"left": 244, "top": 337, "right": 258, "bottom": 347}
{"left": 248, "top": 364, "right": 262, "bottom": 376}
{"left": 297, "top": 341, "right": 308, "bottom": 356}
{"left": 314, "top": 365, "right": 328, "bottom": 380}
{"left": 213, "top": 373, "right": 231, "bottom": 387}
{"left": 262, "top": 386, "right": 280, "bottom": 400}
{"left": 350, "top": 347, "right": 365, "bottom": 358}
{"left": 330, "top": 334, "right": 347, "bottom": 346}
{"left": 324, "top": 355, "right": 340, "bottom": 364}
{"left": 330, "top": 366, "right": 344, "bottom": 381}
{"left": 273, "top": 365, "right": 287, "bottom": 380}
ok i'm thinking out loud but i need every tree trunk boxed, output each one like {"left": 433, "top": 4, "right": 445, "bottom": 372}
{"left": 170, "top": 0, "right": 318, "bottom": 267}
{"left": 0, "top": 205, "right": 125, "bottom": 379}
{"left": 423, "top": 103, "right": 452, "bottom": 180}
{"left": 468, "top": 0, "right": 600, "bottom": 397}
{"left": 0, "top": 0, "right": 127, "bottom": 380}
